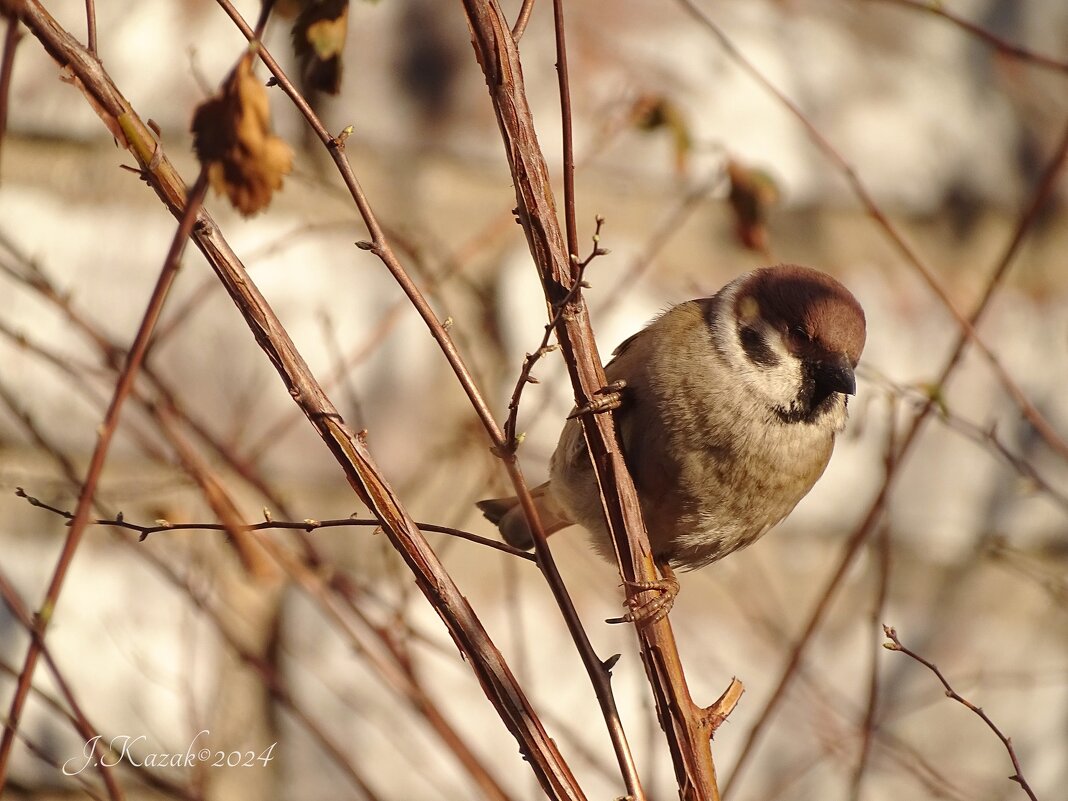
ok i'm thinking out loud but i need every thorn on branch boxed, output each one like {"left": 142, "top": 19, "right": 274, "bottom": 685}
{"left": 701, "top": 677, "right": 745, "bottom": 737}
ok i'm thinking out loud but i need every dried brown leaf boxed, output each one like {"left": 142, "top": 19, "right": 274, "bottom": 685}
{"left": 191, "top": 54, "right": 293, "bottom": 216}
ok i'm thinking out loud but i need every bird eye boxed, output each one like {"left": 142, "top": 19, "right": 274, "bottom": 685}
{"left": 790, "top": 325, "right": 812, "bottom": 343}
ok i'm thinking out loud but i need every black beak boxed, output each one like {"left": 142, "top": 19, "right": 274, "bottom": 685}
{"left": 814, "top": 354, "right": 856, "bottom": 396}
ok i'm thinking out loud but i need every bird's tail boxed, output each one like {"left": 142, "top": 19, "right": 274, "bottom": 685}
{"left": 476, "top": 482, "right": 572, "bottom": 550}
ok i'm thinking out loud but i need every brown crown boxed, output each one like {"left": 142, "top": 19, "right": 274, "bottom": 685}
{"left": 735, "top": 264, "right": 866, "bottom": 365}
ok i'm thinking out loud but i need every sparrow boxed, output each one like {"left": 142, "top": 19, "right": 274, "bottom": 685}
{"left": 478, "top": 264, "right": 865, "bottom": 615}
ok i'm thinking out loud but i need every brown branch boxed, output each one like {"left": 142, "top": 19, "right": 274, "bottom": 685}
{"left": 0, "top": 166, "right": 208, "bottom": 787}
{"left": 883, "top": 625, "right": 1040, "bottom": 801}
{"left": 552, "top": 0, "right": 579, "bottom": 265}
{"left": 462, "top": 1, "right": 746, "bottom": 798}
{"left": 7, "top": 2, "right": 587, "bottom": 795}
{"left": 867, "top": 0, "right": 1068, "bottom": 74}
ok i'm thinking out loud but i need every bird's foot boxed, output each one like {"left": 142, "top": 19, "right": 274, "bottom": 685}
{"left": 607, "top": 564, "right": 680, "bottom": 626}
{"left": 567, "top": 380, "right": 627, "bottom": 419}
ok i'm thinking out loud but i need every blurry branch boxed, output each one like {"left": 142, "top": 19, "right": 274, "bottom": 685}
{"left": 882, "top": 626, "right": 1040, "bottom": 801}
{"left": 463, "top": 1, "right": 745, "bottom": 799}
{"left": 866, "top": 0, "right": 1068, "bottom": 74}
{"left": 0, "top": 377, "right": 87, "bottom": 487}
{"left": 0, "top": 721, "right": 107, "bottom": 801}
{"left": 986, "top": 539, "right": 1068, "bottom": 607}
{"left": 850, "top": 399, "right": 897, "bottom": 801}
{"left": 119, "top": 534, "right": 385, "bottom": 798}
{"left": 14, "top": 488, "right": 537, "bottom": 562}
{"left": 255, "top": 532, "right": 516, "bottom": 801}
{"left": 711, "top": 64, "right": 1068, "bottom": 801}
{"left": 716, "top": 577, "right": 975, "bottom": 801}
{"left": 0, "top": 12, "right": 20, "bottom": 173}
{"left": 861, "top": 368, "right": 1068, "bottom": 514}
{"left": 0, "top": 569, "right": 124, "bottom": 800}
{"left": 0, "top": 165, "right": 209, "bottom": 787}
{"left": 7, "top": 2, "right": 587, "bottom": 796}
{"left": 600, "top": 168, "right": 725, "bottom": 308}
{"left": 674, "top": 0, "right": 1068, "bottom": 463}
{"left": 0, "top": 230, "right": 303, "bottom": 528}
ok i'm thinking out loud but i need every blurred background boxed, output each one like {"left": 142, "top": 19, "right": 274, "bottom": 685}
{"left": 1, "top": 0, "right": 1066, "bottom": 799}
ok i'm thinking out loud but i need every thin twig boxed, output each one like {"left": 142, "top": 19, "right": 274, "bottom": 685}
{"left": 860, "top": 370, "right": 1068, "bottom": 513}
{"left": 867, "top": 0, "right": 1068, "bottom": 74}
{"left": 14, "top": 487, "right": 538, "bottom": 562}
{"left": 0, "top": 167, "right": 208, "bottom": 787}
{"left": 503, "top": 218, "right": 604, "bottom": 449}
{"left": 882, "top": 625, "right": 1040, "bottom": 801}
{"left": 510, "top": 0, "right": 536, "bottom": 41}
{"left": 82, "top": 0, "right": 94, "bottom": 55}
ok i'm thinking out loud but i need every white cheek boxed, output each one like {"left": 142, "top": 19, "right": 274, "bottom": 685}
{"left": 712, "top": 307, "right": 804, "bottom": 408}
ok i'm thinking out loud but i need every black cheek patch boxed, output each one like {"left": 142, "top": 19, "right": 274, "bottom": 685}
{"left": 739, "top": 325, "right": 780, "bottom": 367}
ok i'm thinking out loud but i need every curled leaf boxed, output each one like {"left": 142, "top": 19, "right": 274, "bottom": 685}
{"left": 191, "top": 54, "right": 293, "bottom": 216}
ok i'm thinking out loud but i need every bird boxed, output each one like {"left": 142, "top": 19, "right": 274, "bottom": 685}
{"left": 478, "top": 264, "right": 866, "bottom": 620}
